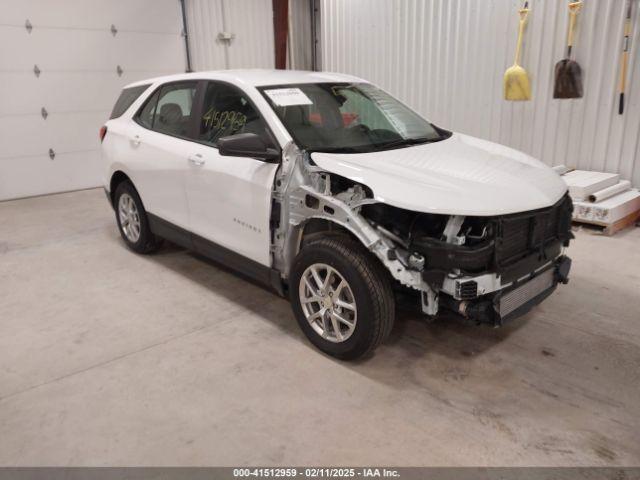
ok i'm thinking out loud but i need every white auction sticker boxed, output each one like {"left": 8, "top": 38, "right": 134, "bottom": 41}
{"left": 264, "top": 88, "right": 313, "bottom": 107}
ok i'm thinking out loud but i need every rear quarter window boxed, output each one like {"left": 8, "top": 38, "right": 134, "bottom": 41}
{"left": 110, "top": 84, "right": 151, "bottom": 119}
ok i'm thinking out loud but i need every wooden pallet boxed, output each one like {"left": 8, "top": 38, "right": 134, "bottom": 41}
{"left": 572, "top": 209, "right": 640, "bottom": 236}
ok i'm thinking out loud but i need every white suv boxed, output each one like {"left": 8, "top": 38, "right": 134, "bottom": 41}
{"left": 101, "top": 69, "right": 573, "bottom": 359}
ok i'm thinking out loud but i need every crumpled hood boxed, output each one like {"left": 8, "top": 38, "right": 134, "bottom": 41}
{"left": 310, "top": 133, "right": 568, "bottom": 216}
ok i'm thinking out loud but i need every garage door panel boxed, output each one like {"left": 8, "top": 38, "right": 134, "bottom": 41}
{"left": 0, "top": 112, "right": 107, "bottom": 158}
{"left": 0, "top": 29, "right": 184, "bottom": 72}
{"left": 0, "top": 151, "right": 101, "bottom": 201}
{"left": 2, "top": 74, "right": 124, "bottom": 115}
{"left": 110, "top": 34, "right": 185, "bottom": 71}
{"left": 0, "top": 0, "right": 182, "bottom": 34}
{"left": 0, "top": 72, "right": 172, "bottom": 117}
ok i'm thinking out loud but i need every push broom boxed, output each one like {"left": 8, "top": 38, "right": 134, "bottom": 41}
{"left": 504, "top": 1, "right": 531, "bottom": 101}
{"left": 554, "top": 2, "right": 584, "bottom": 98}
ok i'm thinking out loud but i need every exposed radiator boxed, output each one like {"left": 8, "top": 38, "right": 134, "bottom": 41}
{"left": 498, "top": 268, "right": 555, "bottom": 317}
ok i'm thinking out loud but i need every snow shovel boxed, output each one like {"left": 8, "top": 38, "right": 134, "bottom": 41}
{"left": 619, "top": 0, "right": 633, "bottom": 114}
{"left": 504, "top": 2, "right": 531, "bottom": 101}
{"left": 554, "top": 1, "right": 584, "bottom": 99}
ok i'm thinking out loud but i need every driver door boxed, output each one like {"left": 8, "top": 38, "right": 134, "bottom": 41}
{"left": 184, "top": 81, "right": 280, "bottom": 267}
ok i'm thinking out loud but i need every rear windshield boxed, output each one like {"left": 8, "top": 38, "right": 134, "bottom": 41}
{"left": 110, "top": 84, "right": 151, "bottom": 119}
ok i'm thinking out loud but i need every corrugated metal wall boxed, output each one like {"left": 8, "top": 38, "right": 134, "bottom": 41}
{"left": 185, "top": 0, "right": 275, "bottom": 70}
{"left": 319, "top": 0, "right": 640, "bottom": 186}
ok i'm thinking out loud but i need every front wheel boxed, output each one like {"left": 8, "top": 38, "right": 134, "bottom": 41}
{"left": 290, "top": 237, "right": 395, "bottom": 360}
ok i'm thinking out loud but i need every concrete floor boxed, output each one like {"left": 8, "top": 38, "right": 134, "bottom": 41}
{"left": 0, "top": 188, "right": 639, "bottom": 466}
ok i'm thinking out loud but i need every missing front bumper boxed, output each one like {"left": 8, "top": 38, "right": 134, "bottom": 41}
{"left": 440, "top": 255, "right": 571, "bottom": 326}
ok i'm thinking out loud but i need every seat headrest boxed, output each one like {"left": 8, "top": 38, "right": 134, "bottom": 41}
{"left": 216, "top": 94, "right": 244, "bottom": 112}
{"left": 282, "top": 106, "right": 309, "bottom": 126}
{"left": 159, "top": 103, "right": 183, "bottom": 125}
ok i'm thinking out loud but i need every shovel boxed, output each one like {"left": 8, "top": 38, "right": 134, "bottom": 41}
{"left": 504, "top": 2, "right": 532, "bottom": 101}
{"left": 554, "top": 2, "right": 584, "bottom": 99}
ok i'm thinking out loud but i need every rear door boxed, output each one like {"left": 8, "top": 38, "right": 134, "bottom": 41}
{"left": 184, "top": 81, "right": 280, "bottom": 266}
{"left": 127, "top": 81, "right": 199, "bottom": 230}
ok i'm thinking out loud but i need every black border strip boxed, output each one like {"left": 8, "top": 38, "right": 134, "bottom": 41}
{"left": 0, "top": 468, "right": 637, "bottom": 480}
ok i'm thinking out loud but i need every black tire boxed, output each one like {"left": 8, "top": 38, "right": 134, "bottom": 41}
{"left": 290, "top": 237, "right": 395, "bottom": 360}
{"left": 113, "top": 181, "right": 162, "bottom": 254}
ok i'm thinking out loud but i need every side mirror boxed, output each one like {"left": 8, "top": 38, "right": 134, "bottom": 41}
{"left": 218, "top": 133, "right": 280, "bottom": 162}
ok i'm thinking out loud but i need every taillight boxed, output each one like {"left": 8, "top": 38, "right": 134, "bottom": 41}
{"left": 99, "top": 125, "right": 108, "bottom": 143}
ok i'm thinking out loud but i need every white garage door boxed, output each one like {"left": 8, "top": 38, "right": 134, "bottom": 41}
{"left": 0, "top": 0, "right": 186, "bottom": 201}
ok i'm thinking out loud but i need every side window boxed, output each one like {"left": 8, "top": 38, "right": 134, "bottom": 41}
{"left": 135, "top": 82, "right": 197, "bottom": 137}
{"left": 137, "top": 90, "right": 160, "bottom": 129}
{"left": 110, "top": 84, "right": 150, "bottom": 119}
{"left": 154, "top": 83, "right": 197, "bottom": 137}
{"left": 198, "top": 82, "right": 269, "bottom": 146}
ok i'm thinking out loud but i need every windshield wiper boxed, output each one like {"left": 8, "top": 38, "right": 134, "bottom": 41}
{"left": 375, "top": 136, "right": 438, "bottom": 151}
{"left": 309, "top": 146, "right": 369, "bottom": 154}
{"left": 307, "top": 136, "right": 444, "bottom": 154}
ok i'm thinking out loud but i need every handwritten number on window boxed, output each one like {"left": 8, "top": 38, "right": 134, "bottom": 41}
{"left": 202, "top": 108, "right": 247, "bottom": 133}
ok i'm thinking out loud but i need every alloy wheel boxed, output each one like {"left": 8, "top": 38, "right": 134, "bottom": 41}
{"left": 299, "top": 263, "right": 357, "bottom": 343}
{"left": 118, "top": 193, "right": 141, "bottom": 243}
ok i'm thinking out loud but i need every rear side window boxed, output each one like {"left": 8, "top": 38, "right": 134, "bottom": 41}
{"left": 110, "top": 84, "right": 150, "bottom": 119}
{"left": 137, "top": 90, "right": 160, "bottom": 129}
{"left": 135, "top": 82, "right": 197, "bottom": 138}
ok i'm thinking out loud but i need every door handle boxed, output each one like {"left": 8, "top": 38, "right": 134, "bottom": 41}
{"left": 188, "top": 154, "right": 205, "bottom": 166}
{"left": 131, "top": 135, "right": 141, "bottom": 146}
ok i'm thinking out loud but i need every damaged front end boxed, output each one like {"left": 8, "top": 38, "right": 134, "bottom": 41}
{"left": 271, "top": 143, "right": 574, "bottom": 326}
{"left": 361, "top": 194, "right": 573, "bottom": 325}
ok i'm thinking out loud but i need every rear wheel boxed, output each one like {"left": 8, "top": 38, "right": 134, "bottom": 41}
{"left": 114, "top": 181, "right": 161, "bottom": 254}
{"left": 290, "top": 237, "right": 395, "bottom": 360}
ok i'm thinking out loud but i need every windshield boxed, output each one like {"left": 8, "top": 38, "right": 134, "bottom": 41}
{"left": 259, "top": 83, "right": 448, "bottom": 153}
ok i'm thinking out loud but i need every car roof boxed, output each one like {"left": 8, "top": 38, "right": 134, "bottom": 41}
{"left": 124, "top": 69, "right": 366, "bottom": 89}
